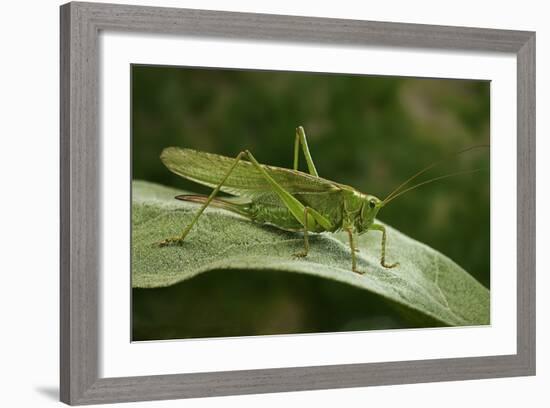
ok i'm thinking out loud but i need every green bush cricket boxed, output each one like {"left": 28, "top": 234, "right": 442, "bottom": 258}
{"left": 157, "top": 126, "right": 485, "bottom": 274}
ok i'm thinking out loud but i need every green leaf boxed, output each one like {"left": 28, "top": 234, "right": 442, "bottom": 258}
{"left": 132, "top": 180, "right": 489, "bottom": 326}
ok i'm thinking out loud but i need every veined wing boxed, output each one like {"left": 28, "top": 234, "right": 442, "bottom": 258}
{"left": 160, "top": 147, "right": 341, "bottom": 198}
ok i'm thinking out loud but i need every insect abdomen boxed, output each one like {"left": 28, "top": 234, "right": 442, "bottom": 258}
{"left": 175, "top": 194, "right": 303, "bottom": 231}
{"left": 248, "top": 202, "right": 304, "bottom": 231}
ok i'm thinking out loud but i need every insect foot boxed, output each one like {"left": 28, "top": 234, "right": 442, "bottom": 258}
{"left": 351, "top": 267, "right": 366, "bottom": 275}
{"left": 293, "top": 251, "right": 308, "bottom": 258}
{"left": 381, "top": 261, "right": 400, "bottom": 269}
{"left": 155, "top": 237, "right": 185, "bottom": 248}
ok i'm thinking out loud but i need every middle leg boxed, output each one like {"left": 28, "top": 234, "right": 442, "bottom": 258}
{"left": 346, "top": 228, "right": 363, "bottom": 274}
{"left": 294, "top": 207, "right": 311, "bottom": 258}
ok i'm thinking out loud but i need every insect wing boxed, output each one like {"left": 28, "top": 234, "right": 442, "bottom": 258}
{"left": 160, "top": 147, "right": 340, "bottom": 198}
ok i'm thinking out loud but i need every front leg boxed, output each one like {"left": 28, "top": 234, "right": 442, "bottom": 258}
{"left": 371, "top": 223, "right": 399, "bottom": 269}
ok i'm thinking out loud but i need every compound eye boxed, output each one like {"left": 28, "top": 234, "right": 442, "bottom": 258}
{"left": 369, "top": 199, "right": 376, "bottom": 209}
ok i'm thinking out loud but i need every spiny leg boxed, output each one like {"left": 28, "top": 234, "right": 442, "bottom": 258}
{"left": 157, "top": 151, "right": 247, "bottom": 246}
{"left": 294, "top": 207, "right": 311, "bottom": 258}
{"left": 244, "top": 150, "right": 338, "bottom": 261}
{"left": 293, "top": 126, "right": 319, "bottom": 176}
{"left": 245, "top": 150, "right": 333, "bottom": 231}
{"left": 371, "top": 223, "right": 399, "bottom": 268}
{"left": 346, "top": 228, "right": 362, "bottom": 274}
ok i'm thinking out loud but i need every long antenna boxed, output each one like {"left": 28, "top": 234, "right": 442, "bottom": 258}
{"left": 383, "top": 145, "right": 489, "bottom": 203}
{"left": 382, "top": 168, "right": 486, "bottom": 205}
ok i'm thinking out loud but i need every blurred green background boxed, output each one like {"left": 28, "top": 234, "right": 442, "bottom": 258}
{"left": 131, "top": 65, "right": 490, "bottom": 341}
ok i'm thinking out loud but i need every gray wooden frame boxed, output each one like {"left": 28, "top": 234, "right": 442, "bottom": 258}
{"left": 60, "top": 1, "right": 536, "bottom": 405}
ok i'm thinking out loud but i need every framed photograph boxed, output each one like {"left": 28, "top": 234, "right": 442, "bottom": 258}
{"left": 60, "top": 2, "right": 535, "bottom": 405}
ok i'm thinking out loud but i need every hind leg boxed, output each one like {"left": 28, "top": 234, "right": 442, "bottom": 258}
{"left": 157, "top": 151, "right": 247, "bottom": 246}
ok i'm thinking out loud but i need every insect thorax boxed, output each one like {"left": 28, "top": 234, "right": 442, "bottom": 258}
{"left": 342, "top": 189, "right": 380, "bottom": 234}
